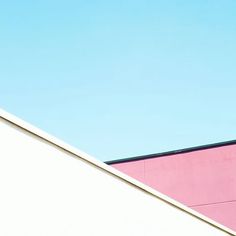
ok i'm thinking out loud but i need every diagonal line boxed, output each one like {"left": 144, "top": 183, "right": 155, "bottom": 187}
{"left": 190, "top": 199, "right": 236, "bottom": 207}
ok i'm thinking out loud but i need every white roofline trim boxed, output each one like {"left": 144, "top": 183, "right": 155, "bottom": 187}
{"left": 0, "top": 108, "right": 235, "bottom": 236}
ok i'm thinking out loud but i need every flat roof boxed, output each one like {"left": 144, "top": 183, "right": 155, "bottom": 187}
{"left": 105, "top": 139, "right": 236, "bottom": 164}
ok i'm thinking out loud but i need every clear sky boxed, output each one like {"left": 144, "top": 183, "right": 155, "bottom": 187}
{"left": 1, "top": 0, "right": 236, "bottom": 161}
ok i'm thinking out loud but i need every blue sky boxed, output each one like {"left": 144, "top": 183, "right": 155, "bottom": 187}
{"left": 1, "top": 0, "right": 236, "bottom": 161}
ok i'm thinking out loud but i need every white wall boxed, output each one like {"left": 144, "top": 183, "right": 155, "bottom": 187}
{"left": 0, "top": 117, "right": 233, "bottom": 236}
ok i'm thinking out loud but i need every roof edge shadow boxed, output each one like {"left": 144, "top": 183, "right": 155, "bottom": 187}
{"left": 105, "top": 140, "right": 236, "bottom": 164}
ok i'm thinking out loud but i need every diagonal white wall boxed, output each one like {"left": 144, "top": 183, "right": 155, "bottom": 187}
{"left": 0, "top": 115, "right": 234, "bottom": 236}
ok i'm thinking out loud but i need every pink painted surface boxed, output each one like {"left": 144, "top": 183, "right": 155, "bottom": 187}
{"left": 193, "top": 201, "right": 236, "bottom": 231}
{"left": 111, "top": 145, "right": 236, "bottom": 231}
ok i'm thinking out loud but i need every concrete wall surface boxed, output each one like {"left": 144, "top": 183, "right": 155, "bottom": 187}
{"left": 0, "top": 114, "right": 234, "bottom": 236}
{"left": 111, "top": 145, "right": 236, "bottom": 231}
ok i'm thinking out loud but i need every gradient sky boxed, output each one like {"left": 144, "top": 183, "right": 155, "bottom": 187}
{"left": 1, "top": 0, "right": 236, "bottom": 161}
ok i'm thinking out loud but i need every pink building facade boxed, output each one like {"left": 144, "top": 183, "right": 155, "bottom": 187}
{"left": 107, "top": 141, "right": 236, "bottom": 231}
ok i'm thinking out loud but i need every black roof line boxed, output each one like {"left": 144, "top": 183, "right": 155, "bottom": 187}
{"left": 105, "top": 139, "right": 236, "bottom": 165}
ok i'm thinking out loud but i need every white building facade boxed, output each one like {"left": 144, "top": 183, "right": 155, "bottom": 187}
{"left": 0, "top": 109, "right": 234, "bottom": 236}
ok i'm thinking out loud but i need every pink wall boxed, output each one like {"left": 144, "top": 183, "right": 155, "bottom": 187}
{"left": 110, "top": 144, "right": 236, "bottom": 231}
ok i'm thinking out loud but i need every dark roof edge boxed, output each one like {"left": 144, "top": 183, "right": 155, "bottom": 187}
{"left": 105, "top": 139, "right": 236, "bottom": 164}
